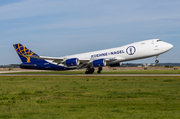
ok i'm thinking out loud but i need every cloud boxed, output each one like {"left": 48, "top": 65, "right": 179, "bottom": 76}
{"left": 0, "top": 0, "right": 66, "bottom": 21}
{"left": 1, "top": 0, "right": 180, "bottom": 38}
{"left": 1, "top": 0, "right": 180, "bottom": 22}
{"left": 0, "top": 0, "right": 179, "bottom": 64}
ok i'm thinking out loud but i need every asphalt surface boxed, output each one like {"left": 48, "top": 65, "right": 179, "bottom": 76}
{"left": 1, "top": 70, "right": 180, "bottom": 76}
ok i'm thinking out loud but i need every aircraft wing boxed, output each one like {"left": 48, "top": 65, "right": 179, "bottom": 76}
{"left": 76, "top": 56, "right": 125, "bottom": 68}
{"left": 77, "top": 57, "right": 125, "bottom": 69}
{"left": 26, "top": 55, "right": 125, "bottom": 68}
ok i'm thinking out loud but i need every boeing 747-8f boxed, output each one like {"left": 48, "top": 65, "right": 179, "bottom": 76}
{"left": 13, "top": 39, "right": 173, "bottom": 74}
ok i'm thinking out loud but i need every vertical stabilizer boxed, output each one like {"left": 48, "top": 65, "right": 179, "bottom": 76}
{"left": 13, "top": 44, "right": 39, "bottom": 63}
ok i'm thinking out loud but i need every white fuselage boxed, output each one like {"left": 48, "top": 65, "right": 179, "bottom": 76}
{"left": 57, "top": 39, "right": 173, "bottom": 65}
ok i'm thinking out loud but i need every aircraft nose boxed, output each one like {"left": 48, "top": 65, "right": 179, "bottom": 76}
{"left": 163, "top": 43, "right": 173, "bottom": 51}
{"left": 167, "top": 43, "right": 173, "bottom": 50}
{"left": 161, "top": 42, "right": 173, "bottom": 52}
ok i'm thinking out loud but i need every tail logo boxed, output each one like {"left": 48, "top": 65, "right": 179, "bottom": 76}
{"left": 14, "top": 44, "right": 34, "bottom": 63}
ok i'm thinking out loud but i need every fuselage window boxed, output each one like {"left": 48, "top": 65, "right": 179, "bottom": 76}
{"left": 157, "top": 40, "right": 161, "bottom": 42}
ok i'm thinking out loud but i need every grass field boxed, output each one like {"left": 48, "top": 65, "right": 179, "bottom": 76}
{"left": 0, "top": 76, "right": 180, "bottom": 119}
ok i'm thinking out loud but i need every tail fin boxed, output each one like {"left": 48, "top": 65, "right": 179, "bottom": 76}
{"left": 13, "top": 43, "right": 39, "bottom": 63}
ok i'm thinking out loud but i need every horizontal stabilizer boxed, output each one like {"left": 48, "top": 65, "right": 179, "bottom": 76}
{"left": 10, "top": 64, "right": 37, "bottom": 67}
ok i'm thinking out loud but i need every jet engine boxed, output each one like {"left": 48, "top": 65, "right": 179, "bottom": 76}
{"left": 92, "top": 59, "right": 106, "bottom": 67}
{"left": 65, "top": 58, "right": 80, "bottom": 66}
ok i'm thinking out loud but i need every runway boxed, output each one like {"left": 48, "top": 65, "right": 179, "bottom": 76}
{"left": 1, "top": 70, "right": 180, "bottom": 76}
{"left": 1, "top": 74, "right": 180, "bottom": 76}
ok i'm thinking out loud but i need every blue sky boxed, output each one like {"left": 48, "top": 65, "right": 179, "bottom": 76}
{"left": 0, "top": 0, "right": 180, "bottom": 65}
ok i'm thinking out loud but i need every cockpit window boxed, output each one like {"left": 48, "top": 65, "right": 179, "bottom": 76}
{"left": 157, "top": 40, "right": 161, "bottom": 42}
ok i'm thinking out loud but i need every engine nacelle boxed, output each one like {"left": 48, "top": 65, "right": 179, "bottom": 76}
{"left": 65, "top": 58, "right": 80, "bottom": 66}
{"left": 92, "top": 59, "right": 106, "bottom": 67}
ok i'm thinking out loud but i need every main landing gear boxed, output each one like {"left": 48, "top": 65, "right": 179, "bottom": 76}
{"left": 97, "top": 66, "right": 102, "bottom": 74}
{"left": 155, "top": 55, "right": 159, "bottom": 63}
{"left": 85, "top": 66, "right": 103, "bottom": 74}
{"left": 85, "top": 65, "right": 95, "bottom": 74}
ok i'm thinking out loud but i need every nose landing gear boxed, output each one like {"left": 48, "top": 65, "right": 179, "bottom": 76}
{"left": 155, "top": 56, "right": 159, "bottom": 63}
{"left": 155, "top": 60, "right": 159, "bottom": 63}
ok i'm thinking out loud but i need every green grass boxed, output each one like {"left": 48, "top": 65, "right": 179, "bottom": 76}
{"left": 8, "top": 69, "right": 180, "bottom": 74}
{"left": 0, "top": 76, "right": 180, "bottom": 118}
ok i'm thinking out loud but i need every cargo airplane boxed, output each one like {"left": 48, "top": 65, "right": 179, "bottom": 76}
{"left": 12, "top": 39, "right": 173, "bottom": 74}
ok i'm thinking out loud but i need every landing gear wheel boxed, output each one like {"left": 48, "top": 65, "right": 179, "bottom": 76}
{"left": 155, "top": 60, "right": 159, "bottom": 63}
{"left": 89, "top": 68, "right": 94, "bottom": 74}
{"left": 85, "top": 68, "right": 95, "bottom": 74}
{"left": 97, "top": 66, "right": 102, "bottom": 74}
{"left": 97, "top": 70, "right": 101, "bottom": 74}
{"left": 155, "top": 55, "right": 159, "bottom": 63}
